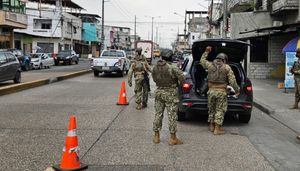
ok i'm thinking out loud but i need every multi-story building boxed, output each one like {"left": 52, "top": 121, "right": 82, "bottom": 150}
{"left": 14, "top": 7, "right": 82, "bottom": 55}
{"left": 209, "top": 0, "right": 300, "bottom": 79}
{"left": 0, "top": 0, "right": 27, "bottom": 49}
{"left": 70, "top": 13, "right": 101, "bottom": 57}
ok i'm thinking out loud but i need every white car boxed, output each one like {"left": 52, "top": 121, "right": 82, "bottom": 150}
{"left": 30, "top": 53, "right": 54, "bottom": 69}
{"left": 91, "top": 50, "right": 130, "bottom": 77}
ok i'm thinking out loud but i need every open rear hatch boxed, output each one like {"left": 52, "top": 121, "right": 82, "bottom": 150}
{"left": 192, "top": 39, "right": 249, "bottom": 63}
{"left": 191, "top": 39, "right": 249, "bottom": 97}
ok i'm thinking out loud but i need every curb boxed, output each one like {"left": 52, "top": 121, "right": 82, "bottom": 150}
{"left": 0, "top": 69, "right": 92, "bottom": 96}
{"left": 253, "top": 98, "right": 275, "bottom": 115}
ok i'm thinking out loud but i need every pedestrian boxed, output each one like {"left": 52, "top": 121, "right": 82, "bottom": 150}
{"left": 152, "top": 50, "right": 184, "bottom": 145}
{"left": 289, "top": 48, "right": 300, "bottom": 109}
{"left": 200, "top": 46, "right": 240, "bottom": 135}
{"left": 128, "top": 48, "right": 151, "bottom": 110}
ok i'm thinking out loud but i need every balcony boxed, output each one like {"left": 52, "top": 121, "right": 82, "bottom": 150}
{"left": 272, "top": 0, "right": 298, "bottom": 14}
{"left": 0, "top": 10, "right": 27, "bottom": 29}
{"left": 228, "top": 0, "right": 253, "bottom": 13}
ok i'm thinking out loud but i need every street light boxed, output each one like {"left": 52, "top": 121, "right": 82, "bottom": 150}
{"left": 144, "top": 15, "right": 161, "bottom": 43}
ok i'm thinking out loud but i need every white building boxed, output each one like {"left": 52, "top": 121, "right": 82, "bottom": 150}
{"left": 14, "top": 8, "right": 82, "bottom": 54}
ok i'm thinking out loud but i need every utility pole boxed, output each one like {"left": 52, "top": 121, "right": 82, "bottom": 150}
{"left": 59, "top": 0, "right": 64, "bottom": 51}
{"left": 156, "top": 27, "right": 158, "bottom": 45}
{"left": 151, "top": 17, "right": 154, "bottom": 43}
{"left": 101, "top": 0, "right": 105, "bottom": 51}
{"left": 222, "top": 0, "right": 228, "bottom": 38}
{"left": 134, "top": 15, "right": 136, "bottom": 48}
{"left": 71, "top": 19, "right": 73, "bottom": 50}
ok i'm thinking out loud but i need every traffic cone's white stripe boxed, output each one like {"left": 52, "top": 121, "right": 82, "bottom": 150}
{"left": 67, "top": 129, "right": 77, "bottom": 137}
{"left": 122, "top": 93, "right": 126, "bottom": 97}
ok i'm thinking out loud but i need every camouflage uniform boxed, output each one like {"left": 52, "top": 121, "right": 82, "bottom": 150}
{"left": 152, "top": 60, "right": 184, "bottom": 133}
{"left": 200, "top": 51, "right": 239, "bottom": 126}
{"left": 290, "top": 53, "right": 300, "bottom": 108}
{"left": 128, "top": 54, "right": 151, "bottom": 108}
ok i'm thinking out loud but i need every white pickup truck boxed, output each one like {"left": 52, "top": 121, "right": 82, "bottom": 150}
{"left": 91, "top": 50, "right": 130, "bottom": 77}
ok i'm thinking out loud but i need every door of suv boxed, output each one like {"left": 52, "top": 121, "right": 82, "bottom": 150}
{"left": 5, "top": 53, "right": 19, "bottom": 79}
{"left": 0, "top": 53, "right": 9, "bottom": 81}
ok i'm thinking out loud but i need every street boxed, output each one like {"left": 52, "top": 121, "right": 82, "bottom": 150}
{"left": 0, "top": 73, "right": 299, "bottom": 171}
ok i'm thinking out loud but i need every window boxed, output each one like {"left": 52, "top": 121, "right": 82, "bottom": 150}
{"left": 0, "top": 53, "right": 7, "bottom": 64}
{"left": 250, "top": 37, "right": 268, "bottom": 62}
{"left": 6, "top": 53, "right": 16, "bottom": 62}
{"left": 34, "top": 19, "right": 52, "bottom": 29}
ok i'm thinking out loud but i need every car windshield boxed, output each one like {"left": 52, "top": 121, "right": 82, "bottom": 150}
{"left": 102, "top": 51, "right": 124, "bottom": 57}
{"left": 31, "top": 54, "right": 41, "bottom": 58}
{"left": 59, "top": 51, "right": 71, "bottom": 55}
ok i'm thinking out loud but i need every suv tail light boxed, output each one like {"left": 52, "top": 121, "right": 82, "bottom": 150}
{"left": 182, "top": 83, "right": 193, "bottom": 93}
{"left": 244, "top": 85, "right": 253, "bottom": 94}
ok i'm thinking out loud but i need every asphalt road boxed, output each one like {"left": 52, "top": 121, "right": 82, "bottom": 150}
{"left": 3, "top": 72, "right": 300, "bottom": 171}
{"left": 0, "top": 58, "right": 91, "bottom": 87}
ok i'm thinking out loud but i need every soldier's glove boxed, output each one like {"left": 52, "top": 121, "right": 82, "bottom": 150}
{"left": 128, "top": 81, "right": 132, "bottom": 87}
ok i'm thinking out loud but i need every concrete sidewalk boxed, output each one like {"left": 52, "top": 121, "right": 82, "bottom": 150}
{"left": 252, "top": 78, "right": 300, "bottom": 134}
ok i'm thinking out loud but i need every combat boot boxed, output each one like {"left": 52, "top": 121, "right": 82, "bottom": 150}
{"left": 153, "top": 131, "right": 160, "bottom": 144}
{"left": 209, "top": 122, "right": 215, "bottom": 132}
{"left": 213, "top": 124, "right": 225, "bottom": 135}
{"left": 142, "top": 102, "right": 147, "bottom": 108}
{"left": 136, "top": 103, "right": 142, "bottom": 110}
{"left": 168, "top": 133, "right": 183, "bottom": 145}
{"left": 289, "top": 99, "right": 299, "bottom": 109}
{"left": 289, "top": 103, "right": 299, "bottom": 109}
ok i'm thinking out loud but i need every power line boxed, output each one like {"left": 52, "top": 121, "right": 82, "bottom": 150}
{"left": 109, "top": 1, "right": 132, "bottom": 20}
{"left": 114, "top": 0, "right": 135, "bottom": 18}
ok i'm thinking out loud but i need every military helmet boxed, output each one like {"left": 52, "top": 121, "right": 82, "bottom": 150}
{"left": 136, "top": 48, "right": 142, "bottom": 53}
{"left": 215, "top": 53, "right": 228, "bottom": 62}
{"left": 161, "top": 49, "right": 173, "bottom": 62}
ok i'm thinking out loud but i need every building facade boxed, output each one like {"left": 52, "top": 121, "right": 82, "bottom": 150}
{"left": 0, "top": 0, "right": 27, "bottom": 49}
{"left": 209, "top": 0, "right": 300, "bottom": 79}
{"left": 14, "top": 8, "right": 82, "bottom": 55}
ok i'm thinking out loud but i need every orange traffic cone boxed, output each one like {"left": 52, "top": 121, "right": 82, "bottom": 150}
{"left": 117, "top": 81, "right": 129, "bottom": 105}
{"left": 53, "top": 115, "right": 88, "bottom": 171}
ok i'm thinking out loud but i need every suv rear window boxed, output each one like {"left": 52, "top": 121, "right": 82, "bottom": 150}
{"left": 102, "top": 51, "right": 124, "bottom": 57}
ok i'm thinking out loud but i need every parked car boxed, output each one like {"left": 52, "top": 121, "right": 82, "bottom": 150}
{"left": 0, "top": 51, "right": 21, "bottom": 83}
{"left": 55, "top": 50, "right": 79, "bottom": 65}
{"left": 177, "top": 39, "right": 253, "bottom": 123}
{"left": 7, "top": 48, "right": 31, "bottom": 71}
{"left": 30, "top": 53, "right": 54, "bottom": 69}
{"left": 91, "top": 49, "right": 130, "bottom": 77}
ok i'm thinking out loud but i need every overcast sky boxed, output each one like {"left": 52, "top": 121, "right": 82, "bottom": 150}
{"left": 72, "top": 0, "right": 210, "bottom": 48}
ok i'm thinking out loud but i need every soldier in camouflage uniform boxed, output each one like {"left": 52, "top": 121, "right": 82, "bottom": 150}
{"left": 128, "top": 48, "right": 151, "bottom": 110}
{"left": 290, "top": 48, "right": 300, "bottom": 109}
{"left": 200, "top": 46, "right": 240, "bottom": 135}
{"left": 152, "top": 50, "right": 185, "bottom": 145}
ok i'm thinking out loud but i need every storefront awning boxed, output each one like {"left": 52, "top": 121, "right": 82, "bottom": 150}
{"left": 282, "top": 36, "right": 300, "bottom": 53}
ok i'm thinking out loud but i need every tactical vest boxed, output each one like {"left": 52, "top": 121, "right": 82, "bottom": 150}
{"left": 207, "top": 60, "right": 228, "bottom": 84}
{"left": 132, "top": 58, "right": 145, "bottom": 72}
{"left": 293, "top": 60, "right": 300, "bottom": 78}
{"left": 153, "top": 63, "right": 177, "bottom": 87}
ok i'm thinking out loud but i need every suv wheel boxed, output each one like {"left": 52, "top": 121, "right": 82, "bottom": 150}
{"left": 75, "top": 59, "right": 78, "bottom": 64}
{"left": 94, "top": 70, "right": 99, "bottom": 77}
{"left": 238, "top": 111, "right": 251, "bottom": 123}
{"left": 177, "top": 110, "right": 186, "bottom": 121}
{"left": 13, "top": 71, "right": 21, "bottom": 83}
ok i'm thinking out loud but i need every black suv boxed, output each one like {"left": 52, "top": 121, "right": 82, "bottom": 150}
{"left": 178, "top": 39, "right": 253, "bottom": 123}
{"left": 56, "top": 50, "right": 79, "bottom": 65}
{"left": 0, "top": 51, "right": 21, "bottom": 83}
